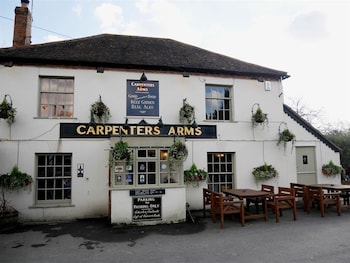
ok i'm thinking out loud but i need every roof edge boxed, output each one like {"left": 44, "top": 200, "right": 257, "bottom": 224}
{"left": 283, "top": 104, "right": 341, "bottom": 152}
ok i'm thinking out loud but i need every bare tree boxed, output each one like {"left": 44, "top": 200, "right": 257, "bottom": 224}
{"left": 286, "top": 97, "right": 326, "bottom": 130}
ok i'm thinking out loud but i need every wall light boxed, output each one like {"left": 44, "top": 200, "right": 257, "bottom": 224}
{"left": 89, "top": 113, "right": 96, "bottom": 126}
{"left": 157, "top": 117, "right": 164, "bottom": 128}
{"left": 4, "top": 61, "right": 13, "bottom": 67}
{"left": 96, "top": 67, "right": 104, "bottom": 73}
{"left": 182, "top": 72, "right": 190, "bottom": 78}
{"left": 138, "top": 119, "right": 148, "bottom": 125}
{"left": 191, "top": 118, "right": 198, "bottom": 128}
{"left": 123, "top": 118, "right": 129, "bottom": 129}
{"left": 140, "top": 72, "right": 148, "bottom": 81}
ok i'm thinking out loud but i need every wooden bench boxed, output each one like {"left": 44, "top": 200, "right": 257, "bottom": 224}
{"left": 306, "top": 186, "right": 341, "bottom": 217}
{"left": 211, "top": 191, "right": 245, "bottom": 228}
{"left": 290, "top": 183, "right": 307, "bottom": 211}
{"left": 267, "top": 187, "right": 297, "bottom": 223}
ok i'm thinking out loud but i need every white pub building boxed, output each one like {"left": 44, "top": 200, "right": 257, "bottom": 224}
{"left": 0, "top": 1, "right": 341, "bottom": 225}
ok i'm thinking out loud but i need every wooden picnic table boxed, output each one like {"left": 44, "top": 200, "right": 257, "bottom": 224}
{"left": 223, "top": 189, "right": 270, "bottom": 221}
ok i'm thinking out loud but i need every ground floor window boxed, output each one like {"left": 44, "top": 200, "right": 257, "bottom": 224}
{"left": 207, "top": 152, "right": 234, "bottom": 192}
{"left": 112, "top": 147, "right": 181, "bottom": 187}
{"left": 36, "top": 153, "right": 72, "bottom": 204}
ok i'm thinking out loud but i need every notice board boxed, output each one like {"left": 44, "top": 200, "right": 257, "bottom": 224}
{"left": 132, "top": 196, "right": 162, "bottom": 221}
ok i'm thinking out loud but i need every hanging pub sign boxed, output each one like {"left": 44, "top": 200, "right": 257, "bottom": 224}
{"left": 127, "top": 80, "right": 159, "bottom": 117}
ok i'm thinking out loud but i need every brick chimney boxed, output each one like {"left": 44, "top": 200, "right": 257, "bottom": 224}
{"left": 13, "top": 0, "right": 32, "bottom": 47}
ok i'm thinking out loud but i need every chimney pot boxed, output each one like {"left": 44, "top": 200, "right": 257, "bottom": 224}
{"left": 21, "top": 0, "right": 30, "bottom": 8}
{"left": 13, "top": 0, "right": 32, "bottom": 47}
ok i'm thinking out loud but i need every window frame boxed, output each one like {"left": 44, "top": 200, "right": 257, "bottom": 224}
{"left": 39, "top": 76, "right": 74, "bottom": 118}
{"left": 205, "top": 84, "right": 232, "bottom": 121}
{"left": 207, "top": 152, "right": 234, "bottom": 192}
{"left": 111, "top": 147, "right": 182, "bottom": 188}
{"left": 35, "top": 153, "right": 72, "bottom": 205}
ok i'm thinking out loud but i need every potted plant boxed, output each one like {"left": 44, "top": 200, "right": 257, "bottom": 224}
{"left": 0, "top": 165, "right": 32, "bottom": 227}
{"left": 322, "top": 160, "right": 343, "bottom": 176}
{"left": 179, "top": 98, "right": 195, "bottom": 124}
{"left": 110, "top": 141, "right": 132, "bottom": 166}
{"left": 168, "top": 140, "right": 188, "bottom": 169}
{"left": 252, "top": 106, "right": 268, "bottom": 127}
{"left": 184, "top": 163, "right": 208, "bottom": 186}
{"left": 90, "top": 95, "right": 111, "bottom": 123}
{"left": 0, "top": 94, "right": 16, "bottom": 126}
{"left": 277, "top": 128, "right": 296, "bottom": 149}
{"left": 252, "top": 163, "right": 278, "bottom": 183}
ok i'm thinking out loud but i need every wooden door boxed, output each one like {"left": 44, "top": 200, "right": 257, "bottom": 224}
{"left": 296, "top": 146, "right": 317, "bottom": 184}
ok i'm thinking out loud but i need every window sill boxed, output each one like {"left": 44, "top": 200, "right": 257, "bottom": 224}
{"left": 33, "top": 117, "right": 77, "bottom": 120}
{"left": 30, "top": 204, "right": 75, "bottom": 209}
{"left": 109, "top": 184, "right": 186, "bottom": 190}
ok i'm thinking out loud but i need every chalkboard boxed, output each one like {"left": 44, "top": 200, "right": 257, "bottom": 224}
{"left": 132, "top": 197, "right": 162, "bottom": 221}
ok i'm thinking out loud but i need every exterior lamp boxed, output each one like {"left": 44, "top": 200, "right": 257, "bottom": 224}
{"left": 140, "top": 72, "right": 148, "bottom": 81}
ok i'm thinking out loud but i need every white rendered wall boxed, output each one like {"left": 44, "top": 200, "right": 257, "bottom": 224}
{"left": 0, "top": 65, "right": 341, "bottom": 221}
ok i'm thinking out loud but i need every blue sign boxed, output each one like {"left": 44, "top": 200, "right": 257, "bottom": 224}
{"left": 127, "top": 80, "right": 159, "bottom": 116}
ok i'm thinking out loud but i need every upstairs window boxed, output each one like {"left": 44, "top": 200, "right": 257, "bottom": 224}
{"left": 205, "top": 85, "right": 231, "bottom": 121}
{"left": 40, "top": 77, "right": 74, "bottom": 118}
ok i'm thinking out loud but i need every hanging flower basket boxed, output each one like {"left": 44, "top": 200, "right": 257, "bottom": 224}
{"left": 0, "top": 95, "right": 16, "bottom": 126}
{"left": 251, "top": 105, "right": 268, "bottom": 127}
{"left": 90, "top": 95, "right": 111, "bottom": 123}
{"left": 110, "top": 141, "right": 132, "bottom": 165}
{"left": 252, "top": 163, "right": 278, "bottom": 182}
{"left": 278, "top": 129, "right": 295, "bottom": 144}
{"left": 184, "top": 163, "right": 208, "bottom": 186}
{"left": 179, "top": 98, "right": 195, "bottom": 124}
{"left": 322, "top": 160, "right": 343, "bottom": 176}
{"left": 0, "top": 166, "right": 32, "bottom": 216}
{"left": 168, "top": 140, "right": 188, "bottom": 169}
{"left": 277, "top": 128, "right": 296, "bottom": 151}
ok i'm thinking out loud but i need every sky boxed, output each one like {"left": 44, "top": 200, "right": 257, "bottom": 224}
{"left": 0, "top": 0, "right": 349, "bottom": 128}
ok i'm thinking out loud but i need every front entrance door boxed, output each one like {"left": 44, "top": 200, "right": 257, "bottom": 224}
{"left": 296, "top": 146, "right": 317, "bottom": 184}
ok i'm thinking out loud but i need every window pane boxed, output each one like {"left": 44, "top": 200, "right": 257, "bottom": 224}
{"left": 40, "top": 77, "right": 74, "bottom": 118}
{"left": 148, "top": 174, "right": 156, "bottom": 184}
{"left": 206, "top": 85, "right": 231, "bottom": 121}
{"left": 36, "top": 153, "right": 72, "bottom": 203}
{"left": 207, "top": 153, "right": 234, "bottom": 190}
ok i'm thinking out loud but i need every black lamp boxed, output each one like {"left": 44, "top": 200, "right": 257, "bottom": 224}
{"left": 192, "top": 118, "right": 198, "bottom": 128}
{"left": 140, "top": 72, "right": 148, "bottom": 81}
{"left": 96, "top": 67, "right": 104, "bottom": 73}
{"left": 157, "top": 117, "right": 164, "bottom": 128}
{"left": 4, "top": 61, "right": 13, "bottom": 67}
{"left": 139, "top": 119, "right": 148, "bottom": 125}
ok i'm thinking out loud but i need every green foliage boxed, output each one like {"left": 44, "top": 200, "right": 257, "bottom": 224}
{"left": 110, "top": 141, "right": 132, "bottom": 164}
{"left": 252, "top": 163, "right": 278, "bottom": 182}
{"left": 0, "top": 95, "right": 16, "bottom": 126}
{"left": 0, "top": 166, "right": 32, "bottom": 213}
{"left": 179, "top": 98, "right": 195, "bottom": 124}
{"left": 322, "top": 160, "right": 343, "bottom": 176}
{"left": 90, "top": 95, "right": 111, "bottom": 123}
{"left": 324, "top": 128, "right": 350, "bottom": 173}
{"left": 277, "top": 129, "right": 296, "bottom": 151}
{"left": 184, "top": 163, "right": 207, "bottom": 185}
{"left": 252, "top": 107, "right": 268, "bottom": 127}
{"left": 0, "top": 166, "right": 32, "bottom": 190}
{"left": 168, "top": 140, "right": 188, "bottom": 170}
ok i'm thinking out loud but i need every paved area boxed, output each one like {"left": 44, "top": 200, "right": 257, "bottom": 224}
{"left": 1, "top": 207, "right": 350, "bottom": 263}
